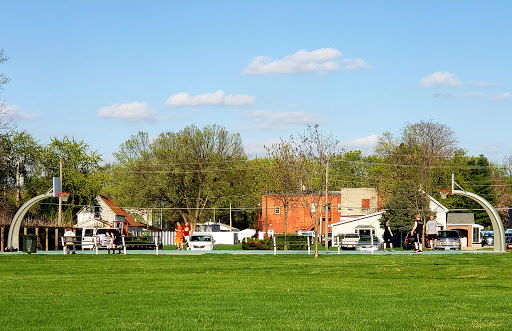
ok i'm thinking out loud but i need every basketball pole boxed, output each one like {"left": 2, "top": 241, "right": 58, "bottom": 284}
{"left": 58, "top": 158, "right": 63, "bottom": 225}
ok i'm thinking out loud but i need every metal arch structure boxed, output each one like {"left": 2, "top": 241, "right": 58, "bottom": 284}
{"left": 448, "top": 174, "right": 506, "bottom": 252}
{"left": 7, "top": 190, "right": 54, "bottom": 250}
{"left": 451, "top": 189, "right": 506, "bottom": 252}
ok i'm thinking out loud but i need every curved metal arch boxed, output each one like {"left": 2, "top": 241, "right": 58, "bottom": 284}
{"left": 452, "top": 189, "right": 506, "bottom": 252}
{"left": 7, "top": 191, "right": 54, "bottom": 250}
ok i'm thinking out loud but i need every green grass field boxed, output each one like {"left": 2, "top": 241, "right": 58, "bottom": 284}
{"left": 1, "top": 253, "right": 511, "bottom": 330}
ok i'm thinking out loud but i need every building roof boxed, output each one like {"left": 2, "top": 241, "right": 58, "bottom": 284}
{"left": 447, "top": 213, "right": 475, "bottom": 225}
{"left": 97, "top": 195, "right": 145, "bottom": 227}
{"left": 330, "top": 211, "right": 385, "bottom": 227}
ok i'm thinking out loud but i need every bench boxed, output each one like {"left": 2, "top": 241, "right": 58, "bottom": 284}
{"left": 61, "top": 236, "right": 98, "bottom": 255}
{"left": 121, "top": 236, "right": 160, "bottom": 255}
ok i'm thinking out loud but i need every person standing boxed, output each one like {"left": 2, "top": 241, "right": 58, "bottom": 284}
{"left": 411, "top": 215, "right": 424, "bottom": 253}
{"left": 426, "top": 215, "right": 438, "bottom": 250}
{"left": 107, "top": 230, "right": 122, "bottom": 254}
{"left": 64, "top": 227, "right": 76, "bottom": 254}
{"left": 183, "top": 221, "right": 191, "bottom": 248}
{"left": 383, "top": 218, "right": 394, "bottom": 251}
{"left": 175, "top": 221, "right": 184, "bottom": 250}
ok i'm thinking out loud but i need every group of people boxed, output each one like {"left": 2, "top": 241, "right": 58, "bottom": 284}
{"left": 174, "top": 221, "right": 191, "bottom": 250}
{"left": 382, "top": 214, "right": 439, "bottom": 253}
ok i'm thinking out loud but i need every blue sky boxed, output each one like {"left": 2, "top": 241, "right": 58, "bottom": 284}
{"left": 1, "top": 1, "right": 511, "bottom": 163}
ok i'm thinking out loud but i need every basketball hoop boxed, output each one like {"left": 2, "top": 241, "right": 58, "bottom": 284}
{"left": 439, "top": 190, "right": 451, "bottom": 200}
{"left": 57, "top": 192, "right": 70, "bottom": 202}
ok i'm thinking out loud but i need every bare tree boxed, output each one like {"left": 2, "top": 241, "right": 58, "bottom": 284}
{"left": 295, "top": 124, "right": 340, "bottom": 258}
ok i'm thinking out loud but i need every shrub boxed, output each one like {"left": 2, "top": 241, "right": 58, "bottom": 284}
{"left": 241, "top": 238, "right": 273, "bottom": 250}
{"left": 274, "top": 235, "right": 308, "bottom": 250}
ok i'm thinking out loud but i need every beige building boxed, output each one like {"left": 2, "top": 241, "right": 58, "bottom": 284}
{"left": 338, "top": 188, "right": 380, "bottom": 216}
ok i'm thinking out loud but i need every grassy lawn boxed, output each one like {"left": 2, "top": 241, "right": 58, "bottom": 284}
{"left": 0, "top": 253, "right": 511, "bottom": 330}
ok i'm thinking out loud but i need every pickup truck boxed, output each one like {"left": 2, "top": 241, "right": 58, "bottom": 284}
{"left": 339, "top": 233, "right": 360, "bottom": 250}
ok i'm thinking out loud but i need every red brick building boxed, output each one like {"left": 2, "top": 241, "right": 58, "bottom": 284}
{"left": 258, "top": 188, "right": 381, "bottom": 235}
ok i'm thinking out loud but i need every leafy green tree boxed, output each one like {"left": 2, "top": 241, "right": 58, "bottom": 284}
{"left": 442, "top": 155, "right": 496, "bottom": 227}
{"left": 0, "top": 131, "right": 41, "bottom": 206}
{"left": 108, "top": 125, "right": 247, "bottom": 231}
{"left": 33, "top": 136, "right": 103, "bottom": 224}
{"left": 381, "top": 181, "right": 430, "bottom": 233}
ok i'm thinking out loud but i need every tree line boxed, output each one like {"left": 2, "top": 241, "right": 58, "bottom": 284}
{"left": 1, "top": 121, "right": 511, "bottom": 231}
{"left": 1, "top": 49, "right": 511, "bottom": 236}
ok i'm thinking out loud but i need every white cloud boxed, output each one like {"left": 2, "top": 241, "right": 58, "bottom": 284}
{"left": 341, "top": 58, "right": 373, "bottom": 71}
{"left": 242, "top": 48, "right": 372, "bottom": 75}
{"left": 3, "top": 105, "right": 40, "bottom": 120}
{"left": 491, "top": 92, "right": 510, "bottom": 101}
{"left": 244, "top": 138, "right": 280, "bottom": 157}
{"left": 420, "top": 72, "right": 463, "bottom": 87}
{"left": 433, "top": 92, "right": 487, "bottom": 98}
{"left": 165, "top": 90, "right": 255, "bottom": 107}
{"left": 482, "top": 142, "right": 505, "bottom": 155}
{"left": 241, "top": 110, "right": 323, "bottom": 131}
{"left": 98, "top": 102, "right": 157, "bottom": 122}
{"left": 344, "top": 134, "right": 380, "bottom": 153}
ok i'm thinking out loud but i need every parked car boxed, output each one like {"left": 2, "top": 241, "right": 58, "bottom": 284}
{"left": 402, "top": 232, "right": 416, "bottom": 250}
{"left": 356, "top": 235, "right": 379, "bottom": 251}
{"left": 188, "top": 232, "right": 215, "bottom": 251}
{"left": 435, "top": 230, "right": 461, "bottom": 250}
{"left": 339, "top": 233, "right": 360, "bottom": 250}
{"left": 506, "top": 236, "right": 512, "bottom": 250}
{"left": 481, "top": 233, "right": 494, "bottom": 247}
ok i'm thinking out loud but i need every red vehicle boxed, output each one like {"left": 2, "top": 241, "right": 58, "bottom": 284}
{"left": 506, "top": 236, "right": 512, "bottom": 250}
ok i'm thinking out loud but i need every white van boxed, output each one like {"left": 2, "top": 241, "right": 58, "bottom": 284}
{"left": 80, "top": 228, "right": 98, "bottom": 250}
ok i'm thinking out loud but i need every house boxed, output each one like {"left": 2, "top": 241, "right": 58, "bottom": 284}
{"left": 258, "top": 188, "right": 381, "bottom": 235}
{"left": 330, "top": 211, "right": 386, "bottom": 242}
{"left": 76, "top": 195, "right": 146, "bottom": 234}
{"left": 446, "top": 213, "right": 482, "bottom": 248}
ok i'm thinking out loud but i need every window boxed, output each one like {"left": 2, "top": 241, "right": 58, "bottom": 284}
{"left": 337, "top": 203, "right": 342, "bottom": 213}
{"left": 311, "top": 203, "right": 316, "bottom": 213}
{"left": 362, "top": 199, "right": 370, "bottom": 211}
{"left": 274, "top": 206, "right": 281, "bottom": 214}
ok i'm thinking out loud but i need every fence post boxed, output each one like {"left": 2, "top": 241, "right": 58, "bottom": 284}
{"left": 307, "top": 236, "right": 311, "bottom": 255}
{"left": 273, "top": 236, "right": 276, "bottom": 255}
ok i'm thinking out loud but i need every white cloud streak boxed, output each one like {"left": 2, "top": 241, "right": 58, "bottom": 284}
{"left": 165, "top": 90, "right": 255, "bottom": 107}
{"left": 433, "top": 92, "right": 510, "bottom": 101}
{"left": 344, "top": 134, "right": 380, "bottom": 153}
{"left": 3, "top": 105, "right": 40, "bottom": 120}
{"left": 491, "top": 92, "right": 510, "bottom": 101}
{"left": 242, "top": 48, "right": 371, "bottom": 75}
{"left": 341, "top": 58, "right": 373, "bottom": 71}
{"left": 98, "top": 102, "right": 157, "bottom": 122}
{"left": 420, "top": 72, "right": 462, "bottom": 87}
{"left": 241, "top": 110, "right": 323, "bottom": 131}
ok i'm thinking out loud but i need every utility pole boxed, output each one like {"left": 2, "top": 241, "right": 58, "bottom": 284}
{"left": 16, "top": 161, "right": 21, "bottom": 208}
{"left": 229, "top": 203, "right": 232, "bottom": 232}
{"left": 265, "top": 195, "right": 268, "bottom": 238}
{"left": 58, "top": 158, "right": 63, "bottom": 225}
{"left": 324, "top": 159, "right": 329, "bottom": 250}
